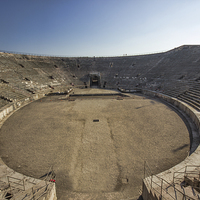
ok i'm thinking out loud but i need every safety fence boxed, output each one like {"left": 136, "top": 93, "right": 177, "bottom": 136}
{"left": 0, "top": 49, "right": 169, "bottom": 58}
{"left": 144, "top": 161, "right": 196, "bottom": 200}
{"left": 1, "top": 166, "right": 56, "bottom": 200}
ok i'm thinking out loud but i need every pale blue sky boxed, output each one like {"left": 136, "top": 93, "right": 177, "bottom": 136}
{"left": 0, "top": 0, "right": 200, "bottom": 57}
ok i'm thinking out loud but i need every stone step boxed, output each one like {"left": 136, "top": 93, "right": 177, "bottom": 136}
{"left": 189, "top": 88, "right": 200, "bottom": 94}
{"left": 178, "top": 96, "right": 200, "bottom": 111}
{"left": 187, "top": 91, "right": 200, "bottom": 99}
{"left": 179, "top": 94, "right": 200, "bottom": 106}
{"left": 181, "top": 93, "right": 200, "bottom": 103}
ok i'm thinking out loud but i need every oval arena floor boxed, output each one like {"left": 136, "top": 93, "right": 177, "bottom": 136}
{"left": 0, "top": 88, "right": 190, "bottom": 200}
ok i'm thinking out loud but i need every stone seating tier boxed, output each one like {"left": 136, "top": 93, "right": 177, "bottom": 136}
{"left": 1, "top": 45, "right": 200, "bottom": 95}
{"left": 178, "top": 95, "right": 200, "bottom": 111}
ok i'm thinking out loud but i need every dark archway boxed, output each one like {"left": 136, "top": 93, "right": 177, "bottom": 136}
{"left": 90, "top": 73, "right": 101, "bottom": 87}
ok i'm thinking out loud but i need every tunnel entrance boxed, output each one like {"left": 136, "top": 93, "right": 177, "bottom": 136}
{"left": 90, "top": 73, "right": 101, "bottom": 88}
{"left": 90, "top": 76, "right": 98, "bottom": 87}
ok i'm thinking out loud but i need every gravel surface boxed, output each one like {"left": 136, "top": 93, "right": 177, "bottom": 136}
{"left": 0, "top": 89, "right": 190, "bottom": 199}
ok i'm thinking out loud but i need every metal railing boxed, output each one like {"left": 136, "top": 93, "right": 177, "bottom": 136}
{"left": 144, "top": 161, "right": 196, "bottom": 200}
{"left": 11, "top": 181, "right": 51, "bottom": 200}
{"left": 173, "top": 165, "right": 200, "bottom": 193}
{"left": 7, "top": 176, "right": 25, "bottom": 191}
{"left": 0, "top": 48, "right": 169, "bottom": 58}
{"left": 2, "top": 166, "right": 56, "bottom": 200}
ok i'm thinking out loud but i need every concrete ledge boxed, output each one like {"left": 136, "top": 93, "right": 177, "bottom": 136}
{"left": 142, "top": 89, "right": 200, "bottom": 200}
{"left": 0, "top": 93, "right": 47, "bottom": 122}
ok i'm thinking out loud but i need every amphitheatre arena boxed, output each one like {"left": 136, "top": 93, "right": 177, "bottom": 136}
{"left": 0, "top": 45, "right": 200, "bottom": 200}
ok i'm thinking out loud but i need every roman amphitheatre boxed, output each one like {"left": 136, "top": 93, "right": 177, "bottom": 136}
{"left": 0, "top": 45, "right": 200, "bottom": 200}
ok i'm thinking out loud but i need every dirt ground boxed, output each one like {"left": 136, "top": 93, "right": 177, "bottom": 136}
{"left": 0, "top": 89, "right": 190, "bottom": 200}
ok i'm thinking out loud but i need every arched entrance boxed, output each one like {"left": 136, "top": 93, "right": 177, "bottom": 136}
{"left": 90, "top": 73, "right": 101, "bottom": 88}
